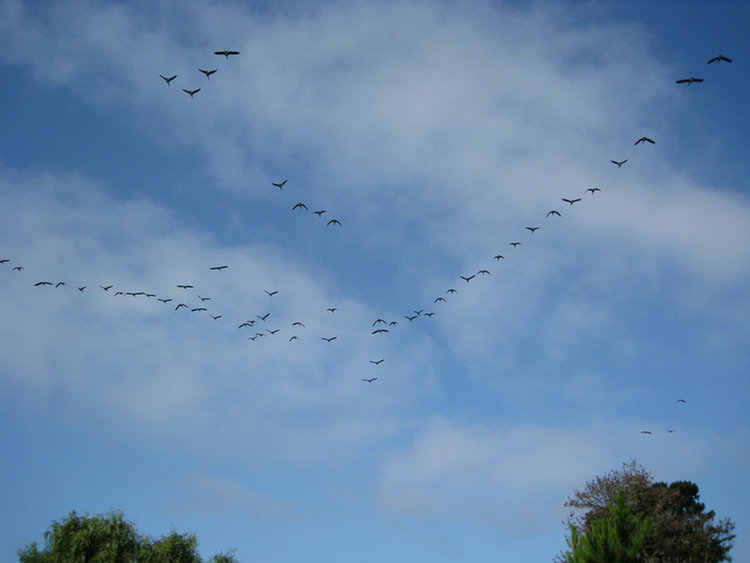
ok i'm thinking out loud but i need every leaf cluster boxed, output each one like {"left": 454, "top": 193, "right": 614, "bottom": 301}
{"left": 18, "top": 510, "right": 238, "bottom": 563}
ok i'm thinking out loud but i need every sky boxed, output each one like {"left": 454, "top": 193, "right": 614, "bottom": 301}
{"left": 0, "top": 0, "right": 748, "bottom": 561}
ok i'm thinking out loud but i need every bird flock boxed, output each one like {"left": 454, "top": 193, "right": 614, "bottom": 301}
{"left": 0, "top": 50, "right": 733, "bottom": 426}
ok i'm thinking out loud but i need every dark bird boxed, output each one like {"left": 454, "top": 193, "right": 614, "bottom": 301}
{"left": 707, "top": 54, "right": 732, "bottom": 64}
{"left": 372, "top": 328, "right": 389, "bottom": 334}
{"left": 372, "top": 319, "right": 387, "bottom": 326}
{"left": 586, "top": 187, "right": 601, "bottom": 194}
{"left": 546, "top": 210, "right": 561, "bottom": 217}
{"left": 424, "top": 312, "right": 435, "bottom": 317}
{"left": 211, "top": 314, "right": 222, "bottom": 320}
{"left": 265, "top": 290, "right": 278, "bottom": 297}
{"left": 362, "top": 377, "right": 378, "bottom": 383}
{"left": 562, "top": 198, "right": 581, "bottom": 206}
{"left": 197, "top": 295, "right": 211, "bottom": 302}
{"left": 145, "top": 293, "right": 156, "bottom": 298}
{"left": 182, "top": 88, "right": 201, "bottom": 97}
{"left": 214, "top": 50, "right": 240, "bottom": 59}
{"left": 389, "top": 321, "right": 398, "bottom": 326}
{"left": 676, "top": 399, "right": 686, "bottom": 404}
{"left": 78, "top": 286, "right": 86, "bottom": 292}
{"left": 404, "top": 315, "right": 418, "bottom": 322}
{"left": 175, "top": 303, "right": 188, "bottom": 310}
{"left": 434, "top": 297, "right": 446, "bottom": 303}
{"left": 477, "top": 269, "right": 491, "bottom": 276}
{"left": 313, "top": 210, "right": 327, "bottom": 216}
{"left": 272, "top": 179, "right": 287, "bottom": 189}
{"left": 327, "top": 219, "right": 342, "bottom": 227}
{"left": 35, "top": 281, "right": 52, "bottom": 287}
{"left": 0, "top": 259, "right": 8, "bottom": 264}
{"left": 100, "top": 285, "right": 113, "bottom": 291}
{"left": 509, "top": 242, "right": 521, "bottom": 247}
{"left": 640, "top": 430, "right": 652, "bottom": 435}
{"left": 158, "top": 298, "right": 172, "bottom": 303}
{"left": 267, "top": 329, "right": 280, "bottom": 335}
{"left": 675, "top": 77, "right": 703, "bottom": 85}
{"left": 257, "top": 313, "right": 270, "bottom": 321}
{"left": 198, "top": 68, "right": 217, "bottom": 79}
{"left": 239, "top": 321, "right": 255, "bottom": 328}
{"left": 635, "top": 137, "right": 655, "bottom": 145}
{"left": 526, "top": 226, "right": 539, "bottom": 234}
{"left": 12, "top": 266, "right": 23, "bottom": 271}
{"left": 160, "top": 74, "right": 177, "bottom": 85}
{"left": 210, "top": 265, "right": 228, "bottom": 271}
{"left": 292, "top": 321, "right": 306, "bottom": 327}
{"left": 115, "top": 291, "right": 124, "bottom": 296}
{"left": 55, "top": 282, "right": 66, "bottom": 287}
{"left": 493, "top": 254, "right": 505, "bottom": 260}
{"left": 611, "top": 159, "right": 628, "bottom": 167}
{"left": 460, "top": 274, "right": 475, "bottom": 282}
{"left": 370, "top": 359, "right": 384, "bottom": 365}
{"left": 327, "top": 307, "right": 337, "bottom": 313}
{"left": 289, "top": 336, "right": 298, "bottom": 341}
{"left": 177, "top": 284, "right": 194, "bottom": 290}
{"left": 292, "top": 202, "right": 308, "bottom": 210}
{"left": 191, "top": 307, "right": 207, "bottom": 312}
{"left": 321, "top": 336, "right": 337, "bottom": 342}
{"left": 413, "top": 310, "right": 423, "bottom": 316}
{"left": 446, "top": 288, "right": 457, "bottom": 294}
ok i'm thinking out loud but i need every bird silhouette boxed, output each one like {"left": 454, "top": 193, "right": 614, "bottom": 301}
{"left": 265, "top": 290, "right": 278, "bottom": 297}
{"left": 175, "top": 303, "right": 188, "bottom": 310}
{"left": 327, "top": 219, "right": 342, "bottom": 227}
{"left": 292, "top": 321, "right": 305, "bottom": 327}
{"left": 640, "top": 430, "right": 652, "bottom": 435}
{"left": 321, "top": 336, "right": 337, "bottom": 342}
{"left": 327, "top": 308, "right": 337, "bottom": 313}
{"left": 272, "top": 179, "right": 287, "bottom": 189}
{"left": 586, "top": 187, "right": 601, "bottom": 194}
{"left": 198, "top": 295, "right": 211, "bottom": 302}
{"left": 362, "top": 377, "right": 377, "bottom": 383}
{"left": 493, "top": 254, "right": 505, "bottom": 260}
{"left": 446, "top": 288, "right": 457, "bottom": 294}
{"left": 177, "top": 284, "right": 194, "bottom": 290}
{"left": 211, "top": 314, "right": 222, "bottom": 320}
{"left": 267, "top": 329, "right": 280, "bottom": 335}
{"left": 526, "top": 226, "right": 539, "bottom": 234}
{"left": 55, "top": 282, "right": 66, "bottom": 287}
{"left": 460, "top": 274, "right": 475, "bottom": 282}
{"left": 12, "top": 266, "right": 23, "bottom": 271}
{"left": 370, "top": 359, "right": 384, "bottom": 365}
{"left": 562, "top": 198, "right": 582, "bottom": 206}
{"left": 675, "top": 77, "right": 703, "bottom": 85}
{"left": 676, "top": 399, "right": 686, "bottom": 404}
{"left": 100, "top": 285, "right": 113, "bottom": 291}
{"left": 611, "top": 159, "right": 628, "bottom": 167}
{"left": 158, "top": 298, "right": 172, "bottom": 303}
{"left": 214, "top": 50, "right": 240, "bottom": 59}
{"left": 546, "top": 210, "right": 561, "bottom": 217}
{"left": 477, "top": 269, "right": 491, "bottom": 276}
{"left": 372, "top": 319, "right": 387, "bottom": 326}
{"left": 198, "top": 68, "right": 217, "bottom": 79}
{"left": 35, "top": 281, "right": 52, "bottom": 287}
{"left": 77, "top": 286, "right": 86, "bottom": 292}
{"left": 210, "top": 265, "right": 228, "bottom": 271}
{"left": 160, "top": 74, "right": 177, "bottom": 85}
{"left": 372, "top": 328, "right": 389, "bottom": 334}
{"left": 313, "top": 210, "right": 327, "bottom": 216}
{"left": 257, "top": 313, "right": 270, "bottom": 321}
{"left": 404, "top": 315, "right": 418, "bottom": 322}
{"left": 292, "top": 203, "right": 308, "bottom": 210}
{"left": 434, "top": 297, "right": 446, "bottom": 303}
{"left": 509, "top": 242, "right": 521, "bottom": 247}
{"left": 707, "top": 54, "right": 732, "bottom": 64}
{"left": 191, "top": 307, "right": 207, "bottom": 312}
{"left": 182, "top": 88, "right": 201, "bottom": 97}
{"left": 635, "top": 137, "right": 655, "bottom": 145}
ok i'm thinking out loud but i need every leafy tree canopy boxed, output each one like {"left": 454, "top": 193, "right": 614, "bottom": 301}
{"left": 18, "top": 510, "right": 238, "bottom": 563}
{"left": 561, "top": 461, "right": 735, "bottom": 563}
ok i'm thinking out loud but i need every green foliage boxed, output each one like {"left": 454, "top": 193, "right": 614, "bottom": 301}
{"left": 565, "top": 490, "right": 653, "bottom": 563}
{"left": 17, "top": 511, "right": 239, "bottom": 563}
{"left": 561, "top": 461, "right": 736, "bottom": 563}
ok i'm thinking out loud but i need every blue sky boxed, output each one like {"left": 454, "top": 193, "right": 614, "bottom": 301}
{"left": 1, "top": 1, "right": 748, "bottom": 561}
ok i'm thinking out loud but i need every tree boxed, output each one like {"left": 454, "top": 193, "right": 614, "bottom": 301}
{"left": 565, "top": 490, "right": 653, "bottom": 563}
{"left": 560, "top": 461, "right": 735, "bottom": 563}
{"left": 18, "top": 510, "right": 238, "bottom": 563}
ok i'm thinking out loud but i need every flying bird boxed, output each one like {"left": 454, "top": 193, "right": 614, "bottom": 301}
{"left": 289, "top": 336, "right": 298, "bottom": 341}
{"left": 210, "top": 265, "right": 228, "bottom": 271}
{"left": 55, "top": 282, "right": 66, "bottom": 287}
{"left": 327, "top": 219, "right": 342, "bottom": 227}
{"left": 198, "top": 295, "right": 211, "bottom": 302}
{"left": 292, "top": 321, "right": 305, "bottom": 327}
{"left": 362, "top": 378, "right": 377, "bottom": 383}
{"left": 239, "top": 321, "right": 255, "bottom": 328}
{"left": 214, "top": 50, "right": 240, "bottom": 59}
{"left": 586, "top": 187, "right": 601, "bottom": 194}
{"left": 175, "top": 303, "right": 188, "bottom": 310}
{"left": 265, "top": 290, "right": 278, "bottom": 297}
{"left": 177, "top": 284, "right": 194, "bottom": 290}
{"left": 460, "top": 274, "right": 475, "bottom": 282}
{"left": 676, "top": 399, "right": 686, "bottom": 404}
{"left": 191, "top": 307, "right": 207, "bottom": 312}
{"left": 546, "top": 210, "right": 561, "bottom": 217}
{"left": 434, "top": 297, "right": 446, "bottom": 303}
{"left": 707, "top": 54, "right": 732, "bottom": 64}
{"left": 78, "top": 286, "right": 86, "bottom": 292}
{"left": 198, "top": 68, "right": 217, "bottom": 79}
{"left": 327, "top": 308, "right": 337, "bottom": 313}
{"left": 321, "top": 336, "right": 337, "bottom": 342}
{"left": 12, "top": 266, "right": 23, "bottom": 271}
{"left": 640, "top": 430, "right": 652, "bottom": 435}
{"left": 267, "top": 329, "right": 280, "bottom": 335}
{"left": 404, "top": 315, "right": 418, "bottom": 322}
{"left": 635, "top": 136, "right": 655, "bottom": 145}
{"left": 372, "top": 319, "right": 387, "bottom": 326}
{"left": 372, "top": 328, "right": 389, "bottom": 334}
{"left": 611, "top": 159, "right": 628, "bottom": 167}
{"left": 477, "top": 269, "right": 491, "bottom": 276}
{"left": 370, "top": 359, "right": 384, "bottom": 365}
{"left": 158, "top": 298, "right": 172, "bottom": 303}
{"left": 562, "top": 198, "right": 582, "bottom": 206}
{"left": 526, "top": 226, "right": 539, "bottom": 234}
{"left": 0, "top": 259, "right": 8, "bottom": 264}
{"left": 446, "top": 288, "right": 457, "bottom": 294}
{"left": 675, "top": 77, "right": 703, "bottom": 85}
{"left": 272, "top": 179, "right": 287, "bottom": 189}
{"left": 182, "top": 88, "right": 201, "bottom": 97}
{"left": 35, "top": 281, "right": 52, "bottom": 287}
{"left": 100, "top": 285, "right": 113, "bottom": 291}
{"left": 292, "top": 202, "right": 308, "bottom": 210}
{"left": 509, "top": 242, "right": 521, "bottom": 247}
{"left": 257, "top": 313, "right": 270, "bottom": 321}
{"left": 493, "top": 255, "right": 505, "bottom": 260}
{"left": 313, "top": 210, "right": 327, "bottom": 216}
{"left": 211, "top": 314, "right": 222, "bottom": 320}
{"left": 160, "top": 74, "right": 177, "bottom": 85}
